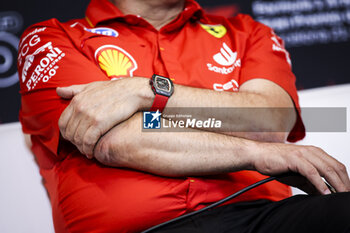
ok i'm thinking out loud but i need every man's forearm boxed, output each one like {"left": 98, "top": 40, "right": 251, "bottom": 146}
{"left": 94, "top": 112, "right": 255, "bottom": 177}
{"left": 138, "top": 78, "right": 296, "bottom": 142}
{"left": 93, "top": 112, "right": 350, "bottom": 195}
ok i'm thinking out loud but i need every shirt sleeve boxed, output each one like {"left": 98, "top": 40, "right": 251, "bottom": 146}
{"left": 18, "top": 19, "right": 109, "bottom": 161}
{"left": 233, "top": 15, "right": 305, "bottom": 142}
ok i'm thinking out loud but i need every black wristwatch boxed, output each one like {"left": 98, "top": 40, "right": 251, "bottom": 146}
{"left": 149, "top": 74, "right": 174, "bottom": 112}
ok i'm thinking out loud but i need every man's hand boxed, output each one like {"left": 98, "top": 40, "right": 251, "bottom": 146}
{"left": 253, "top": 142, "right": 350, "bottom": 194}
{"left": 57, "top": 77, "right": 152, "bottom": 156}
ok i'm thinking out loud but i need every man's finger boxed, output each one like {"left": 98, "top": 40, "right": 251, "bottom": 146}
{"left": 318, "top": 166, "right": 347, "bottom": 193}
{"left": 72, "top": 116, "right": 93, "bottom": 149}
{"left": 56, "top": 84, "right": 87, "bottom": 99}
{"left": 292, "top": 157, "right": 330, "bottom": 195}
{"left": 306, "top": 148, "right": 349, "bottom": 192}
{"left": 318, "top": 151, "right": 350, "bottom": 191}
{"left": 338, "top": 166, "right": 350, "bottom": 191}
{"left": 58, "top": 105, "right": 74, "bottom": 137}
{"left": 82, "top": 126, "right": 102, "bottom": 156}
{"left": 66, "top": 112, "right": 83, "bottom": 144}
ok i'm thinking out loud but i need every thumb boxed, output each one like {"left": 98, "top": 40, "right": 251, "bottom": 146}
{"left": 56, "top": 84, "right": 85, "bottom": 99}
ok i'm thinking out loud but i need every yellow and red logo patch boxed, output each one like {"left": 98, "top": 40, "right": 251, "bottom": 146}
{"left": 94, "top": 45, "right": 138, "bottom": 79}
{"left": 199, "top": 23, "right": 227, "bottom": 38}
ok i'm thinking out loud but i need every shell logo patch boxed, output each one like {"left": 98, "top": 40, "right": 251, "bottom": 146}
{"left": 94, "top": 45, "right": 138, "bottom": 79}
{"left": 199, "top": 23, "right": 227, "bottom": 38}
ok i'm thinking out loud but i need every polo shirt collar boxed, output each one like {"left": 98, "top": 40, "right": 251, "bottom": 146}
{"left": 85, "top": 0, "right": 205, "bottom": 28}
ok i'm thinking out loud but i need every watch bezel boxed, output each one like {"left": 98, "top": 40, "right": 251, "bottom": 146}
{"left": 151, "top": 74, "right": 174, "bottom": 97}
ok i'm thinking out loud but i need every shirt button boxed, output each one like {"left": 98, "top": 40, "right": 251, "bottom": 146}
{"left": 190, "top": 179, "right": 195, "bottom": 183}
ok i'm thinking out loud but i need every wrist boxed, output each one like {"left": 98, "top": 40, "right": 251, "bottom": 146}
{"left": 242, "top": 139, "right": 263, "bottom": 171}
{"left": 131, "top": 77, "right": 154, "bottom": 111}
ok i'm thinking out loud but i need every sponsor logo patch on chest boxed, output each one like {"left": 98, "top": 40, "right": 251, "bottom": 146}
{"left": 70, "top": 22, "right": 119, "bottom": 37}
{"left": 94, "top": 45, "right": 138, "bottom": 79}
{"left": 85, "top": 27, "right": 119, "bottom": 37}
{"left": 207, "top": 42, "right": 241, "bottom": 75}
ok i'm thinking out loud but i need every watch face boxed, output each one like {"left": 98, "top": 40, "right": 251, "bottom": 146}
{"left": 156, "top": 77, "right": 170, "bottom": 92}
{"left": 152, "top": 75, "right": 174, "bottom": 97}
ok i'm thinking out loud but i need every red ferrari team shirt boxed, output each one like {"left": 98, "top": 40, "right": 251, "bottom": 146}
{"left": 18, "top": 0, "right": 305, "bottom": 232}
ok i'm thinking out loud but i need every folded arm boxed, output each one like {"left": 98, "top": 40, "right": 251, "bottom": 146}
{"left": 57, "top": 77, "right": 296, "bottom": 156}
{"left": 94, "top": 112, "right": 254, "bottom": 176}
{"left": 93, "top": 112, "right": 350, "bottom": 195}
{"left": 166, "top": 78, "right": 296, "bottom": 142}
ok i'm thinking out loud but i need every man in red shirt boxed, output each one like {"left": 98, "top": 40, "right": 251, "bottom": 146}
{"left": 18, "top": 0, "right": 350, "bottom": 232}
